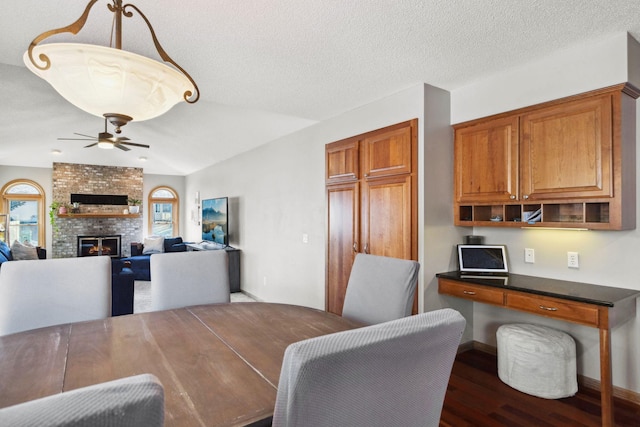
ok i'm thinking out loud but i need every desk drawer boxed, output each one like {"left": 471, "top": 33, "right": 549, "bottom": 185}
{"left": 506, "top": 292, "right": 599, "bottom": 327}
{"left": 439, "top": 279, "right": 504, "bottom": 305}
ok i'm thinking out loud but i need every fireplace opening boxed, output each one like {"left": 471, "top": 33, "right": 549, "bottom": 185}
{"left": 77, "top": 235, "right": 121, "bottom": 258}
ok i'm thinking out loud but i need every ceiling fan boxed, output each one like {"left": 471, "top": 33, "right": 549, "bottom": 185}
{"left": 57, "top": 119, "right": 150, "bottom": 151}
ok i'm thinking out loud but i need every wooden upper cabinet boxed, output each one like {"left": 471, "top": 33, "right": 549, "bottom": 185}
{"left": 455, "top": 116, "right": 519, "bottom": 203}
{"left": 520, "top": 94, "right": 612, "bottom": 200}
{"left": 453, "top": 84, "right": 638, "bottom": 230}
{"left": 362, "top": 121, "right": 415, "bottom": 179}
{"left": 326, "top": 139, "right": 359, "bottom": 183}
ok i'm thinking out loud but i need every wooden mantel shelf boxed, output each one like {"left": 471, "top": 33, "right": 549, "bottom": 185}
{"left": 57, "top": 213, "right": 141, "bottom": 218}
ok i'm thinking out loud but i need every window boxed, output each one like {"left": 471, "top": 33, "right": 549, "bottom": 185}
{"left": 1, "top": 180, "right": 46, "bottom": 246}
{"left": 148, "top": 186, "right": 179, "bottom": 237}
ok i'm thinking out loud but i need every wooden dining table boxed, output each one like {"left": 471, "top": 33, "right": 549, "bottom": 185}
{"left": 0, "top": 302, "right": 363, "bottom": 426}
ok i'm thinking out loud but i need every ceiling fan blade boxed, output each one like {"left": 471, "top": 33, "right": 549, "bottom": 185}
{"left": 114, "top": 144, "right": 131, "bottom": 151}
{"left": 58, "top": 137, "right": 97, "bottom": 141}
{"left": 84, "top": 143, "right": 98, "bottom": 148}
{"left": 120, "top": 141, "right": 150, "bottom": 148}
{"left": 74, "top": 133, "right": 96, "bottom": 139}
{"left": 115, "top": 136, "right": 130, "bottom": 142}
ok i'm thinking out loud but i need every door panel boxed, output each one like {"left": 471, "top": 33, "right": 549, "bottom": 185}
{"left": 520, "top": 95, "right": 612, "bottom": 199}
{"left": 326, "top": 183, "right": 359, "bottom": 315}
{"left": 361, "top": 176, "right": 412, "bottom": 260}
{"left": 362, "top": 125, "right": 412, "bottom": 179}
{"left": 455, "top": 116, "right": 519, "bottom": 203}
{"left": 326, "top": 139, "right": 359, "bottom": 183}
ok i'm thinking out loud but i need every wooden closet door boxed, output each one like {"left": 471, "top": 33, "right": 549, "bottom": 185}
{"left": 361, "top": 175, "right": 413, "bottom": 260}
{"left": 326, "top": 182, "right": 359, "bottom": 315}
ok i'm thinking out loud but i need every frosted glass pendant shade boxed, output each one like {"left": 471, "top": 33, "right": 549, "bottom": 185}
{"left": 24, "top": 43, "right": 195, "bottom": 122}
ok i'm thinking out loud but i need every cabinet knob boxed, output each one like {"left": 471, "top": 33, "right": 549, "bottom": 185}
{"left": 364, "top": 173, "right": 369, "bottom": 177}
{"left": 364, "top": 243, "right": 369, "bottom": 254}
{"left": 509, "top": 195, "right": 516, "bottom": 200}
{"left": 353, "top": 242, "right": 358, "bottom": 253}
{"left": 523, "top": 194, "right": 529, "bottom": 200}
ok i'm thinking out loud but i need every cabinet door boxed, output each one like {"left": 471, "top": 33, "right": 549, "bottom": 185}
{"left": 326, "top": 182, "right": 359, "bottom": 315}
{"left": 361, "top": 175, "right": 414, "bottom": 260}
{"left": 326, "top": 139, "right": 359, "bottom": 183}
{"left": 362, "top": 121, "right": 414, "bottom": 179}
{"left": 455, "top": 116, "right": 519, "bottom": 203}
{"left": 520, "top": 95, "right": 612, "bottom": 200}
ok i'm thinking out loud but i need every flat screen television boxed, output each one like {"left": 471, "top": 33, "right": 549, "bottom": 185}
{"left": 201, "top": 197, "right": 228, "bottom": 246}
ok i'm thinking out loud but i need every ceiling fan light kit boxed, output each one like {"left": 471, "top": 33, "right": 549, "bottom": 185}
{"left": 58, "top": 118, "right": 150, "bottom": 151}
{"left": 24, "top": 0, "right": 199, "bottom": 133}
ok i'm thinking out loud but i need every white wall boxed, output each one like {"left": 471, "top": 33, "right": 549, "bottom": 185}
{"left": 186, "top": 83, "right": 461, "bottom": 313}
{"left": 452, "top": 32, "right": 632, "bottom": 124}
{"left": 450, "top": 32, "right": 640, "bottom": 392}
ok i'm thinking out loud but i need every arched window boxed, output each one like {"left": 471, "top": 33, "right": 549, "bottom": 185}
{"left": 148, "top": 186, "right": 179, "bottom": 237}
{"left": 1, "top": 179, "right": 46, "bottom": 246}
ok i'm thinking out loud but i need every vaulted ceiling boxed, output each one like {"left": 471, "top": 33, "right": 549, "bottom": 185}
{"left": 2, "top": 0, "right": 640, "bottom": 175}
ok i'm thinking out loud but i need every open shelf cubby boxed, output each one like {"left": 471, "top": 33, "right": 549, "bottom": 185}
{"left": 456, "top": 201, "right": 613, "bottom": 229}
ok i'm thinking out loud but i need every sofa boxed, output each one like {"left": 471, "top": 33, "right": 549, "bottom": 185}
{"left": 0, "top": 240, "right": 46, "bottom": 268}
{"left": 121, "top": 237, "right": 187, "bottom": 281}
{"left": 111, "top": 258, "right": 135, "bottom": 316}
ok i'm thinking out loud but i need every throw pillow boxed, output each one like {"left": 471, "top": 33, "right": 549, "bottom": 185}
{"left": 10, "top": 240, "right": 39, "bottom": 261}
{"left": 143, "top": 236, "right": 165, "bottom": 254}
{"left": 0, "top": 240, "right": 12, "bottom": 261}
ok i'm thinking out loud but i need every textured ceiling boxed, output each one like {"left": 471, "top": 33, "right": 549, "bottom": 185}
{"left": 2, "top": 0, "right": 640, "bottom": 174}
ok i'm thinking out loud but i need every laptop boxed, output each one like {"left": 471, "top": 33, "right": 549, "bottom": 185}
{"left": 457, "top": 244, "right": 509, "bottom": 284}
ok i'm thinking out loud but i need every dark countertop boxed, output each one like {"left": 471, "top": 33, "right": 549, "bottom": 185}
{"left": 436, "top": 271, "right": 640, "bottom": 307}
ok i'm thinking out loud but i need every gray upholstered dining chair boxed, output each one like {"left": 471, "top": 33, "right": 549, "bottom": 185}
{"left": 150, "top": 250, "right": 230, "bottom": 311}
{"left": 272, "top": 308, "right": 466, "bottom": 427}
{"left": 0, "top": 256, "right": 111, "bottom": 336}
{"left": 341, "top": 253, "right": 420, "bottom": 324}
{"left": 0, "top": 374, "right": 164, "bottom": 427}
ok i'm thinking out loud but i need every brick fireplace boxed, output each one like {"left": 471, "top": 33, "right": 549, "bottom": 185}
{"left": 52, "top": 163, "right": 143, "bottom": 258}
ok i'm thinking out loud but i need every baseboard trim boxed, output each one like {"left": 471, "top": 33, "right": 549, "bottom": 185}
{"left": 238, "top": 289, "right": 263, "bottom": 302}
{"left": 466, "top": 340, "right": 640, "bottom": 405}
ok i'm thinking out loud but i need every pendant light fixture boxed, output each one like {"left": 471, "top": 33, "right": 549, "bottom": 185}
{"left": 24, "top": 0, "right": 199, "bottom": 133}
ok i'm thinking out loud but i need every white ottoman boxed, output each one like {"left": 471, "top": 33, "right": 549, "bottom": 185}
{"left": 497, "top": 323, "right": 577, "bottom": 399}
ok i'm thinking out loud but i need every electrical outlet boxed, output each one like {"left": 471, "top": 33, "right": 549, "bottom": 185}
{"left": 302, "top": 233, "right": 309, "bottom": 244}
{"left": 567, "top": 252, "right": 579, "bottom": 268}
{"left": 524, "top": 248, "right": 535, "bottom": 263}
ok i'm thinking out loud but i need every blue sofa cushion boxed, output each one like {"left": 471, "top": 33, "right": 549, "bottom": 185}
{"left": 164, "top": 237, "right": 186, "bottom": 252}
{"left": 123, "top": 237, "right": 187, "bottom": 281}
{"left": 121, "top": 255, "right": 151, "bottom": 281}
{"left": 0, "top": 240, "right": 13, "bottom": 262}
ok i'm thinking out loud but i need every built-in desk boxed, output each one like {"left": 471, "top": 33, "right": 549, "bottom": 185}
{"left": 436, "top": 271, "right": 640, "bottom": 427}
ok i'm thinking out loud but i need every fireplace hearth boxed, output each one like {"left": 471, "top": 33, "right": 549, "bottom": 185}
{"left": 77, "top": 235, "right": 121, "bottom": 258}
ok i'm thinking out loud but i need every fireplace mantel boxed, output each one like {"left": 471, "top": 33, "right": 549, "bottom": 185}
{"left": 58, "top": 213, "right": 141, "bottom": 219}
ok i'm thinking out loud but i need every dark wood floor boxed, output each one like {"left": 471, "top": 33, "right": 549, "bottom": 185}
{"left": 441, "top": 349, "right": 640, "bottom": 427}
